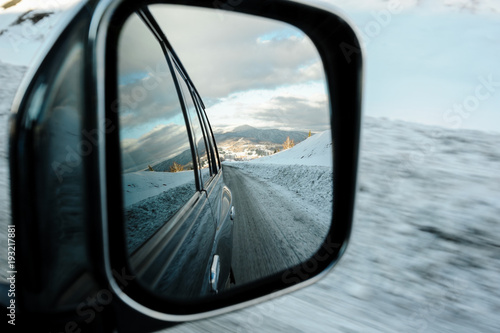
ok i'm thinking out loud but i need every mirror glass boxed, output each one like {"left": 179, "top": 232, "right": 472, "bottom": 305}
{"left": 116, "top": 4, "right": 332, "bottom": 299}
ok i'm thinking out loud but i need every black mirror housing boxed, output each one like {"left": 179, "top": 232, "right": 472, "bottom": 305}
{"left": 7, "top": 0, "right": 362, "bottom": 331}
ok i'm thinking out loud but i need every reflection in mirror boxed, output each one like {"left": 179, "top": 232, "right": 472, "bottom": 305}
{"left": 116, "top": 5, "right": 332, "bottom": 299}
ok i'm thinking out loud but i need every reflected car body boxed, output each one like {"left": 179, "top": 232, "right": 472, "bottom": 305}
{"left": 119, "top": 8, "right": 235, "bottom": 297}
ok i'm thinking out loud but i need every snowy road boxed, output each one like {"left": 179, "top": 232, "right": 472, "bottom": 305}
{"left": 224, "top": 165, "right": 329, "bottom": 286}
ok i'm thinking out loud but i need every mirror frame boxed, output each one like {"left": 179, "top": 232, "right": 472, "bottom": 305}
{"left": 92, "top": 0, "right": 362, "bottom": 324}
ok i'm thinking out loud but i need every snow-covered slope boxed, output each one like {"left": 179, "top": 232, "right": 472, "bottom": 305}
{"left": 0, "top": 0, "right": 81, "bottom": 66}
{"left": 250, "top": 129, "right": 333, "bottom": 167}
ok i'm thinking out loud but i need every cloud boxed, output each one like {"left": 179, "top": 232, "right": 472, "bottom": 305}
{"left": 148, "top": 4, "right": 325, "bottom": 100}
{"left": 118, "top": 16, "right": 186, "bottom": 132}
{"left": 117, "top": 74, "right": 183, "bottom": 131}
{"left": 206, "top": 83, "right": 330, "bottom": 132}
{"left": 115, "top": 5, "right": 330, "bottom": 135}
{"left": 250, "top": 95, "right": 330, "bottom": 131}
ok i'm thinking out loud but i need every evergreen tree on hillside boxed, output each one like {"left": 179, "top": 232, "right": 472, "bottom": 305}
{"left": 170, "top": 162, "right": 184, "bottom": 173}
{"left": 282, "top": 136, "right": 295, "bottom": 150}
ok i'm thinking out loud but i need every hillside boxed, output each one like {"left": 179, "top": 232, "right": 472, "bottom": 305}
{"left": 249, "top": 129, "right": 333, "bottom": 167}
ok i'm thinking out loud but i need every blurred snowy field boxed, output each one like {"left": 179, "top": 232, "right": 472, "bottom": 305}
{"left": 164, "top": 117, "right": 500, "bottom": 333}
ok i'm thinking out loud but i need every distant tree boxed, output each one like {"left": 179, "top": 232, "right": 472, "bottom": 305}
{"left": 148, "top": 165, "right": 154, "bottom": 172}
{"left": 170, "top": 162, "right": 184, "bottom": 173}
{"left": 282, "top": 136, "right": 295, "bottom": 150}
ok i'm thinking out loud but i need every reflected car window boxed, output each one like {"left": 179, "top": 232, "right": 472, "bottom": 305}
{"left": 196, "top": 95, "right": 220, "bottom": 174}
{"left": 175, "top": 70, "right": 212, "bottom": 186}
{"left": 117, "top": 13, "right": 196, "bottom": 254}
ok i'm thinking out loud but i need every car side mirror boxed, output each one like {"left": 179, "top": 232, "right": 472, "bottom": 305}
{"left": 7, "top": 0, "right": 362, "bottom": 331}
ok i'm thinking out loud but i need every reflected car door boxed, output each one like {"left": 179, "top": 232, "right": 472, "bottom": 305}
{"left": 193, "top": 93, "right": 234, "bottom": 289}
{"left": 195, "top": 91, "right": 233, "bottom": 290}
{"left": 205, "top": 145, "right": 234, "bottom": 291}
{"left": 172, "top": 64, "right": 229, "bottom": 290}
{"left": 173, "top": 56, "right": 233, "bottom": 290}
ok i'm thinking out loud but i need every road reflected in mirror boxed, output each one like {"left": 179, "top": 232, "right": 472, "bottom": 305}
{"left": 116, "top": 4, "right": 332, "bottom": 299}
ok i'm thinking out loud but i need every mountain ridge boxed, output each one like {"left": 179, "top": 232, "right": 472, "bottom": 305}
{"left": 214, "top": 125, "right": 309, "bottom": 146}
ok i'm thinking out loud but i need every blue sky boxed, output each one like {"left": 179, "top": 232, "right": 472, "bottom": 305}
{"left": 149, "top": 1, "right": 500, "bottom": 133}
{"left": 257, "top": 29, "right": 305, "bottom": 43}
{"left": 344, "top": 6, "right": 500, "bottom": 132}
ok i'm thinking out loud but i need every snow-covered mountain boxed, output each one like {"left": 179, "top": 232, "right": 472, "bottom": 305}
{"left": 214, "top": 125, "right": 309, "bottom": 146}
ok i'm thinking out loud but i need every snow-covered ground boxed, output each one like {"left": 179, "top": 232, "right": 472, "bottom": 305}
{"left": 166, "top": 118, "right": 500, "bottom": 333}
